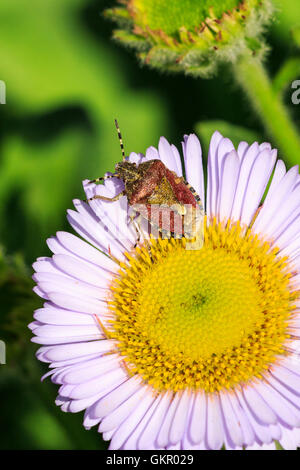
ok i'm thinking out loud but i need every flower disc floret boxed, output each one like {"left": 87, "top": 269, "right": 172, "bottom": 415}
{"left": 107, "top": 220, "right": 297, "bottom": 393}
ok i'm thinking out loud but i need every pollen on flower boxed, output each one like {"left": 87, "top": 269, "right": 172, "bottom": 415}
{"left": 104, "top": 219, "right": 299, "bottom": 393}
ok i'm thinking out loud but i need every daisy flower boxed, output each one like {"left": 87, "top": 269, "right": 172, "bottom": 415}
{"left": 30, "top": 130, "right": 300, "bottom": 450}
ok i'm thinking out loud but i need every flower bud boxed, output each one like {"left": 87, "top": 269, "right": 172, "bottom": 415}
{"left": 105, "top": 0, "right": 274, "bottom": 77}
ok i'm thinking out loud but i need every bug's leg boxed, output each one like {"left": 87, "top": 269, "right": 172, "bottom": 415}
{"left": 87, "top": 191, "right": 125, "bottom": 203}
{"left": 184, "top": 180, "right": 204, "bottom": 210}
{"left": 89, "top": 174, "right": 120, "bottom": 184}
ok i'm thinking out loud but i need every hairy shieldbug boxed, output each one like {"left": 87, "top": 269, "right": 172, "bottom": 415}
{"left": 88, "top": 121, "right": 204, "bottom": 247}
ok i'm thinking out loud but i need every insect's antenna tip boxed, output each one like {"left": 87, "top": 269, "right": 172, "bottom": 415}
{"left": 114, "top": 118, "right": 126, "bottom": 161}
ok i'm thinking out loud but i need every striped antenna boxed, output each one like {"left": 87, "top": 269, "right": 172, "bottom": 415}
{"left": 114, "top": 119, "right": 125, "bottom": 161}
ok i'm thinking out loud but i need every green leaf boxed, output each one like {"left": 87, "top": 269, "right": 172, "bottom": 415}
{"left": 291, "top": 26, "right": 300, "bottom": 48}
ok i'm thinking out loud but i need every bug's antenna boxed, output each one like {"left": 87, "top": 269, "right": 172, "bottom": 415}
{"left": 114, "top": 119, "right": 125, "bottom": 162}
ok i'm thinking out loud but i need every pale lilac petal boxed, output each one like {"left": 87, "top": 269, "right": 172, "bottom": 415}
{"left": 33, "top": 307, "right": 95, "bottom": 326}
{"left": 211, "top": 137, "right": 235, "bottom": 217}
{"left": 220, "top": 391, "right": 244, "bottom": 447}
{"left": 158, "top": 137, "right": 179, "bottom": 174}
{"left": 236, "top": 390, "right": 272, "bottom": 444}
{"left": 144, "top": 146, "right": 159, "bottom": 162}
{"left": 157, "top": 393, "right": 181, "bottom": 448}
{"left": 254, "top": 381, "right": 300, "bottom": 427}
{"left": 109, "top": 392, "right": 155, "bottom": 450}
{"left": 55, "top": 231, "right": 117, "bottom": 273}
{"left": 206, "top": 131, "right": 223, "bottom": 218}
{"left": 84, "top": 185, "right": 136, "bottom": 248}
{"left": 169, "top": 390, "right": 190, "bottom": 445}
{"left": 253, "top": 165, "right": 298, "bottom": 235}
{"left": 246, "top": 442, "right": 276, "bottom": 450}
{"left": 67, "top": 200, "right": 127, "bottom": 261}
{"left": 47, "top": 292, "right": 107, "bottom": 315}
{"left": 123, "top": 396, "right": 161, "bottom": 449}
{"left": 138, "top": 393, "right": 172, "bottom": 450}
{"left": 229, "top": 392, "right": 255, "bottom": 447}
{"left": 39, "top": 340, "right": 115, "bottom": 362}
{"left": 33, "top": 257, "right": 65, "bottom": 276}
{"left": 183, "top": 134, "right": 205, "bottom": 204}
{"left": 99, "top": 386, "right": 147, "bottom": 433}
{"left": 237, "top": 141, "right": 249, "bottom": 159}
{"left": 263, "top": 159, "right": 286, "bottom": 201}
{"left": 171, "top": 144, "right": 183, "bottom": 176}
{"left": 270, "top": 424, "right": 282, "bottom": 441}
{"left": 281, "top": 426, "right": 300, "bottom": 450}
{"left": 274, "top": 212, "right": 300, "bottom": 249}
{"left": 189, "top": 391, "right": 206, "bottom": 444}
{"left": 230, "top": 143, "right": 260, "bottom": 222}
{"left": 62, "top": 356, "right": 120, "bottom": 385}
{"left": 52, "top": 254, "right": 111, "bottom": 287}
{"left": 272, "top": 364, "right": 300, "bottom": 393}
{"left": 243, "top": 385, "right": 277, "bottom": 425}
{"left": 206, "top": 394, "right": 224, "bottom": 450}
{"left": 34, "top": 274, "right": 107, "bottom": 300}
{"left": 240, "top": 149, "right": 276, "bottom": 227}
{"left": 69, "top": 368, "right": 127, "bottom": 400}
{"left": 128, "top": 152, "right": 144, "bottom": 165}
{"left": 258, "top": 186, "right": 300, "bottom": 242}
{"left": 92, "top": 376, "right": 142, "bottom": 418}
{"left": 218, "top": 150, "right": 240, "bottom": 222}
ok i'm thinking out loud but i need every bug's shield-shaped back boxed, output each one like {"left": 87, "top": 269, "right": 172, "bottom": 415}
{"left": 132, "top": 203, "right": 204, "bottom": 251}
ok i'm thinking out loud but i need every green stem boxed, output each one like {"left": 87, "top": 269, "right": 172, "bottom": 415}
{"left": 233, "top": 55, "right": 300, "bottom": 167}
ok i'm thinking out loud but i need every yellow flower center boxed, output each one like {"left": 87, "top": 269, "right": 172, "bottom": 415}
{"left": 106, "top": 220, "right": 298, "bottom": 393}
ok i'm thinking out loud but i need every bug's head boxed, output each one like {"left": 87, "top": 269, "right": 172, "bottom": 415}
{"left": 115, "top": 161, "right": 139, "bottom": 183}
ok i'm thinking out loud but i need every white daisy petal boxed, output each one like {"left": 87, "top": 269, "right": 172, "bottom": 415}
{"left": 243, "top": 385, "right": 277, "bottom": 425}
{"left": 183, "top": 134, "right": 205, "bottom": 204}
{"left": 99, "top": 386, "right": 147, "bottom": 433}
{"left": 218, "top": 150, "right": 240, "bottom": 222}
{"left": 157, "top": 393, "right": 181, "bottom": 448}
{"left": 169, "top": 390, "right": 190, "bottom": 445}
{"left": 220, "top": 391, "right": 244, "bottom": 447}
{"left": 138, "top": 393, "right": 171, "bottom": 450}
{"left": 158, "top": 137, "right": 180, "bottom": 173}
{"left": 189, "top": 391, "right": 206, "bottom": 444}
{"left": 240, "top": 149, "right": 276, "bottom": 227}
{"left": 109, "top": 392, "right": 155, "bottom": 450}
{"left": 230, "top": 142, "right": 261, "bottom": 222}
{"left": 253, "top": 165, "right": 299, "bottom": 236}
{"left": 206, "top": 394, "right": 224, "bottom": 450}
{"left": 206, "top": 131, "right": 223, "bottom": 218}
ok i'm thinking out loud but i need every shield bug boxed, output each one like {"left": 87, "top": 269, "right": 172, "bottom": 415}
{"left": 88, "top": 121, "right": 204, "bottom": 247}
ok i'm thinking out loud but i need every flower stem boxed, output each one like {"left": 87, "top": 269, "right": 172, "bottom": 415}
{"left": 233, "top": 55, "right": 300, "bottom": 167}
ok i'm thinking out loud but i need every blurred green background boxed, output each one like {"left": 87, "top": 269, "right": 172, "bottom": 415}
{"left": 0, "top": 0, "right": 300, "bottom": 449}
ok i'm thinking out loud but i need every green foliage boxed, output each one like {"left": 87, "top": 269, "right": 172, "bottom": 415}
{"left": 0, "top": 247, "right": 40, "bottom": 364}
